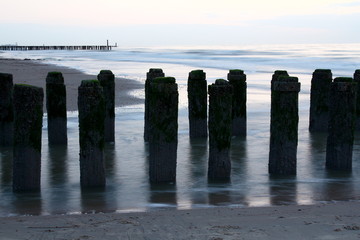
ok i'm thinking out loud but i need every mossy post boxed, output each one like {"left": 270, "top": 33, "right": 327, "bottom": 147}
{"left": 309, "top": 69, "right": 332, "bottom": 132}
{"left": 148, "top": 77, "right": 178, "bottom": 183}
{"left": 353, "top": 70, "right": 360, "bottom": 130}
{"left": 208, "top": 79, "right": 233, "bottom": 180}
{"left": 269, "top": 76, "right": 300, "bottom": 175}
{"left": 144, "top": 68, "right": 165, "bottom": 142}
{"left": 326, "top": 77, "right": 356, "bottom": 171}
{"left": 12, "top": 84, "right": 43, "bottom": 192}
{"left": 97, "top": 70, "right": 115, "bottom": 142}
{"left": 0, "top": 73, "right": 14, "bottom": 146}
{"left": 46, "top": 72, "right": 67, "bottom": 145}
{"left": 227, "top": 69, "right": 247, "bottom": 136}
{"left": 78, "top": 80, "right": 106, "bottom": 188}
{"left": 187, "top": 70, "right": 208, "bottom": 138}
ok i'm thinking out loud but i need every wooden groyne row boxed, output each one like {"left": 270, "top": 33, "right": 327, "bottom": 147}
{"left": 0, "top": 44, "right": 117, "bottom": 51}
{"left": 0, "top": 68, "right": 360, "bottom": 192}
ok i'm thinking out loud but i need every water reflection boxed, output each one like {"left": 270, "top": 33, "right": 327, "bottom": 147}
{"left": 104, "top": 143, "right": 116, "bottom": 178}
{"left": 48, "top": 145, "right": 68, "bottom": 186}
{"left": 81, "top": 188, "right": 109, "bottom": 214}
{"left": 269, "top": 176, "right": 297, "bottom": 205}
{"left": 12, "top": 192, "right": 42, "bottom": 216}
{"left": 0, "top": 146, "right": 12, "bottom": 186}
{"left": 149, "top": 183, "right": 177, "bottom": 209}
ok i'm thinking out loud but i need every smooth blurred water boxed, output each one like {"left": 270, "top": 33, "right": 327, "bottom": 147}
{"left": 1, "top": 43, "right": 360, "bottom": 216}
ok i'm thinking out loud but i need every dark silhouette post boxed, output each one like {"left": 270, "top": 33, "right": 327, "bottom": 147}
{"left": 13, "top": 84, "right": 44, "bottom": 192}
{"left": 144, "top": 68, "right": 165, "bottom": 142}
{"left": 46, "top": 72, "right": 67, "bottom": 145}
{"left": 97, "top": 70, "right": 115, "bottom": 142}
{"left": 188, "top": 69, "right": 208, "bottom": 138}
{"left": 269, "top": 76, "right": 301, "bottom": 175}
{"left": 78, "top": 80, "right": 106, "bottom": 188}
{"left": 227, "top": 69, "right": 247, "bottom": 136}
{"left": 326, "top": 77, "right": 356, "bottom": 171}
{"left": 148, "top": 77, "right": 178, "bottom": 183}
{"left": 0, "top": 73, "right": 14, "bottom": 146}
{"left": 354, "top": 70, "right": 360, "bottom": 130}
{"left": 208, "top": 79, "right": 233, "bottom": 180}
{"left": 309, "top": 69, "right": 332, "bottom": 132}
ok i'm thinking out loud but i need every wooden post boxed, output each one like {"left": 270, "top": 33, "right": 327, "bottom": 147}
{"left": 144, "top": 68, "right": 165, "bottom": 142}
{"left": 97, "top": 70, "right": 115, "bottom": 142}
{"left": 326, "top": 77, "right": 356, "bottom": 171}
{"left": 269, "top": 76, "right": 300, "bottom": 175}
{"left": 13, "top": 84, "right": 44, "bottom": 192}
{"left": 187, "top": 69, "right": 207, "bottom": 138}
{"left": 353, "top": 70, "right": 360, "bottom": 130}
{"left": 46, "top": 72, "right": 67, "bottom": 145}
{"left": 148, "top": 77, "right": 178, "bottom": 183}
{"left": 0, "top": 73, "right": 14, "bottom": 146}
{"left": 78, "top": 80, "right": 106, "bottom": 188}
{"left": 208, "top": 79, "right": 233, "bottom": 180}
{"left": 309, "top": 69, "right": 332, "bottom": 132}
{"left": 227, "top": 69, "right": 247, "bottom": 136}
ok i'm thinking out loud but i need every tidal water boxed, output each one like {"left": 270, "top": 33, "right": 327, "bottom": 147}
{"left": 1, "top": 43, "right": 360, "bottom": 216}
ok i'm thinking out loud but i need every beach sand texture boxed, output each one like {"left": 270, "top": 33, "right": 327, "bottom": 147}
{"left": 1, "top": 57, "right": 360, "bottom": 239}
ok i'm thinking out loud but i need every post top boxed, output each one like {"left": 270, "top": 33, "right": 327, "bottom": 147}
{"left": 278, "top": 76, "right": 299, "bottom": 82}
{"left": 99, "top": 70, "right": 113, "bottom": 75}
{"left": 272, "top": 70, "right": 289, "bottom": 81}
{"left": 0, "top": 72, "right": 13, "bottom": 79}
{"left": 229, "top": 69, "right": 244, "bottom": 75}
{"left": 148, "top": 68, "right": 164, "bottom": 74}
{"left": 334, "top": 77, "right": 353, "bottom": 83}
{"left": 80, "top": 79, "right": 101, "bottom": 87}
{"left": 314, "top": 69, "right": 332, "bottom": 73}
{"left": 46, "top": 72, "right": 64, "bottom": 84}
{"left": 189, "top": 70, "right": 206, "bottom": 80}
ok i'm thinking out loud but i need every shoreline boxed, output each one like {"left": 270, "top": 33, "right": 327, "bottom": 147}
{"left": 0, "top": 201, "right": 359, "bottom": 239}
{"left": 0, "top": 57, "right": 144, "bottom": 111}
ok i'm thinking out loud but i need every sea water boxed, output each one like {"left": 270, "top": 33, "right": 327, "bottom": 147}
{"left": 1, "top": 43, "right": 360, "bottom": 216}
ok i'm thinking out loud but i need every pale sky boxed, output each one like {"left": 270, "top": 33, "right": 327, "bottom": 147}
{"left": 1, "top": 0, "right": 360, "bottom": 46}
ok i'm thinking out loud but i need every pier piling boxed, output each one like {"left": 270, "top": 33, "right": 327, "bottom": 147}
{"left": 98, "top": 70, "right": 115, "bottom": 142}
{"left": 309, "top": 69, "right": 332, "bottom": 132}
{"left": 78, "top": 80, "right": 106, "bottom": 188}
{"left": 188, "top": 70, "right": 208, "bottom": 138}
{"left": 148, "top": 77, "right": 178, "bottom": 183}
{"left": 269, "top": 75, "right": 300, "bottom": 175}
{"left": 227, "top": 69, "right": 247, "bottom": 136}
{"left": 326, "top": 77, "right": 356, "bottom": 171}
{"left": 13, "top": 84, "right": 44, "bottom": 192}
{"left": 0, "top": 73, "right": 14, "bottom": 146}
{"left": 46, "top": 72, "right": 67, "bottom": 145}
{"left": 208, "top": 79, "right": 233, "bottom": 180}
{"left": 144, "top": 68, "right": 165, "bottom": 142}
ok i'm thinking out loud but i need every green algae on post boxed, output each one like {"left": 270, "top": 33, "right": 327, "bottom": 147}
{"left": 12, "top": 84, "right": 44, "bottom": 192}
{"left": 269, "top": 75, "right": 300, "bottom": 175}
{"left": 0, "top": 73, "right": 14, "bottom": 146}
{"left": 188, "top": 69, "right": 208, "bottom": 138}
{"left": 208, "top": 79, "right": 233, "bottom": 180}
{"left": 227, "top": 69, "right": 247, "bottom": 136}
{"left": 46, "top": 71, "right": 67, "bottom": 145}
{"left": 144, "top": 68, "right": 165, "bottom": 142}
{"left": 97, "top": 70, "right": 115, "bottom": 142}
{"left": 326, "top": 77, "right": 356, "bottom": 171}
{"left": 309, "top": 69, "right": 332, "bottom": 132}
{"left": 78, "top": 80, "right": 106, "bottom": 188}
{"left": 148, "top": 76, "right": 178, "bottom": 183}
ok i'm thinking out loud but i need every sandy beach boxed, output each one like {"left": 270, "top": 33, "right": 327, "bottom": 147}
{"left": 0, "top": 58, "right": 144, "bottom": 111}
{"left": 0, "top": 202, "right": 360, "bottom": 239}
{"left": 1, "top": 56, "right": 360, "bottom": 239}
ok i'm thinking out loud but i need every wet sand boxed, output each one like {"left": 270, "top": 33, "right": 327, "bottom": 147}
{"left": 0, "top": 58, "right": 144, "bottom": 111}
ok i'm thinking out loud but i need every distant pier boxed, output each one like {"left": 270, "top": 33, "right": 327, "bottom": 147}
{"left": 0, "top": 41, "right": 117, "bottom": 51}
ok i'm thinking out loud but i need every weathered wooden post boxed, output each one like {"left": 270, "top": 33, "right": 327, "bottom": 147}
{"left": 269, "top": 75, "right": 301, "bottom": 175}
{"left": 309, "top": 69, "right": 332, "bottom": 132}
{"left": 13, "top": 84, "right": 44, "bottom": 192}
{"left": 0, "top": 73, "right": 14, "bottom": 146}
{"left": 144, "top": 68, "right": 165, "bottom": 142}
{"left": 148, "top": 77, "right": 178, "bottom": 183}
{"left": 326, "top": 77, "right": 356, "bottom": 171}
{"left": 227, "top": 69, "right": 247, "bottom": 136}
{"left": 188, "top": 69, "right": 207, "bottom": 138}
{"left": 46, "top": 72, "right": 67, "bottom": 145}
{"left": 97, "top": 70, "right": 115, "bottom": 142}
{"left": 353, "top": 70, "right": 360, "bottom": 130}
{"left": 271, "top": 70, "right": 289, "bottom": 90}
{"left": 208, "top": 79, "right": 233, "bottom": 180}
{"left": 78, "top": 80, "right": 106, "bottom": 188}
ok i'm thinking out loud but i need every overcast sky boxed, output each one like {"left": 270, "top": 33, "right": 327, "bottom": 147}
{"left": 1, "top": 0, "right": 360, "bottom": 46}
